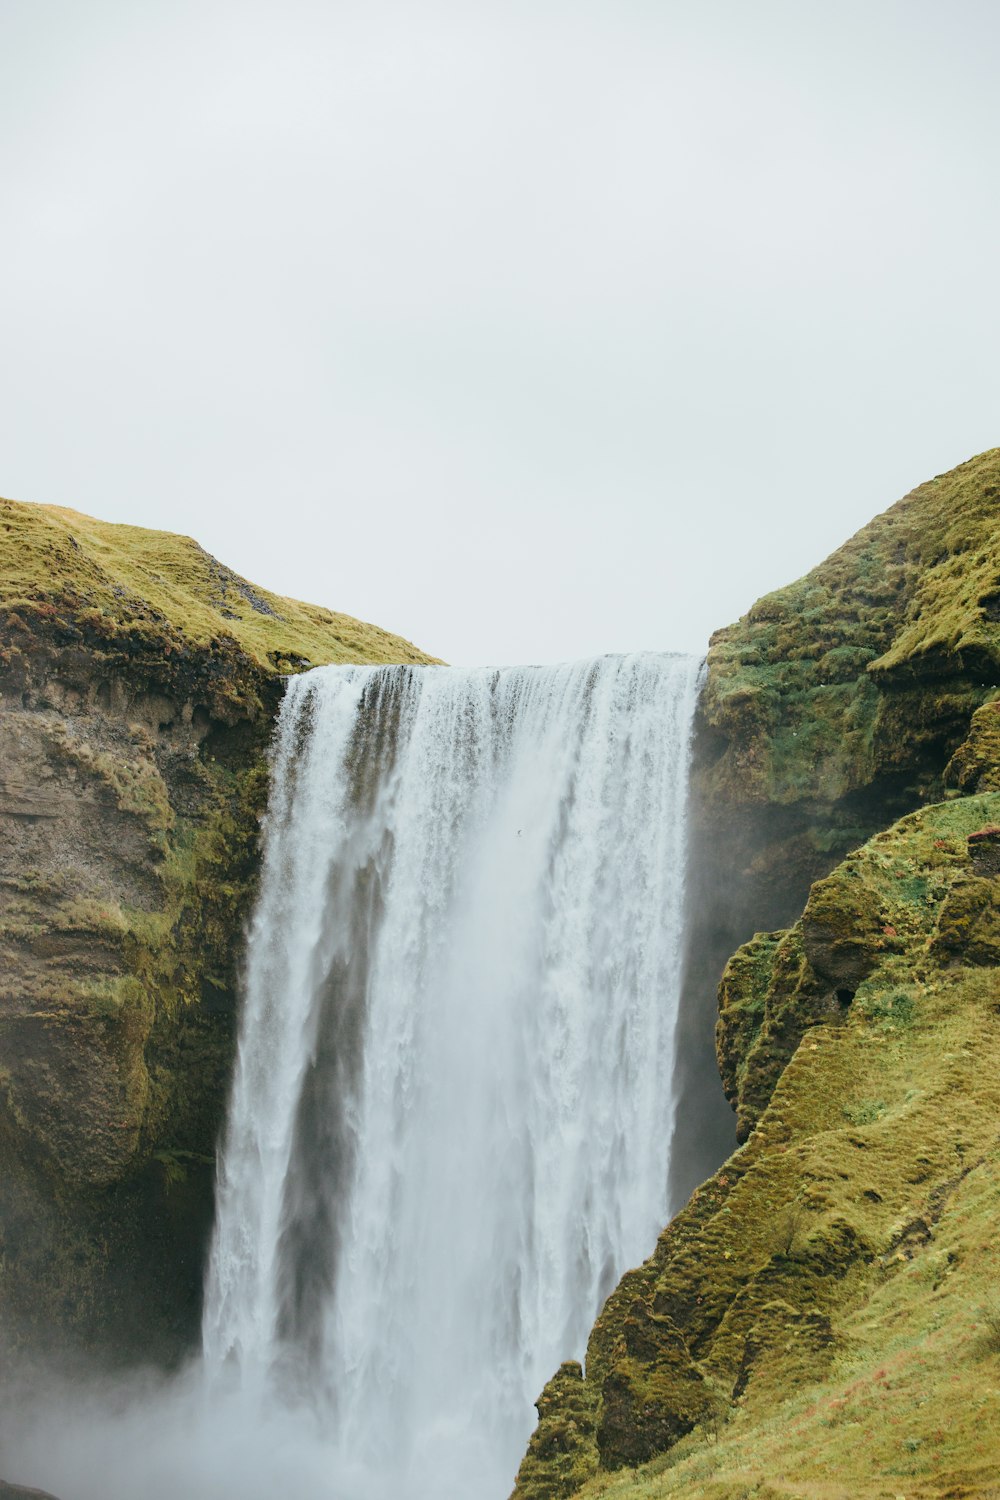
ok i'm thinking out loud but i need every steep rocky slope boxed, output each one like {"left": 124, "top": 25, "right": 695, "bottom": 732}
{"left": 0, "top": 497, "right": 434, "bottom": 1360}
{"left": 517, "top": 451, "right": 1000, "bottom": 1498}
{"left": 699, "top": 446, "right": 1000, "bottom": 929}
{"left": 670, "top": 448, "right": 1000, "bottom": 1197}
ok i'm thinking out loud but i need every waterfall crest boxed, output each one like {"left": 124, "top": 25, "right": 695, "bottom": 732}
{"left": 203, "top": 653, "right": 700, "bottom": 1498}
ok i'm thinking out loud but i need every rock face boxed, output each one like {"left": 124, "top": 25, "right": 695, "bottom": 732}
{"left": 0, "top": 497, "right": 434, "bottom": 1360}
{"left": 515, "top": 450, "right": 1000, "bottom": 1499}
{"left": 698, "top": 448, "right": 1000, "bottom": 921}
{"left": 669, "top": 446, "right": 1000, "bottom": 1199}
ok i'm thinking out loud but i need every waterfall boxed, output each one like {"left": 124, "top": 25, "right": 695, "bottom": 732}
{"left": 203, "top": 653, "right": 701, "bottom": 1499}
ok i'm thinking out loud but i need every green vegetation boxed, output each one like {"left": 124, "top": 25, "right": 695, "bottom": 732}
{"left": 705, "top": 449, "right": 1000, "bottom": 803}
{"left": 693, "top": 448, "right": 1000, "bottom": 934}
{"left": 947, "top": 700, "right": 1000, "bottom": 794}
{"left": 0, "top": 497, "right": 436, "bottom": 1360}
{"left": 517, "top": 450, "right": 1000, "bottom": 1500}
{"left": 46, "top": 719, "right": 175, "bottom": 840}
{"left": 0, "top": 496, "right": 436, "bottom": 672}
{"left": 515, "top": 793, "right": 1000, "bottom": 1500}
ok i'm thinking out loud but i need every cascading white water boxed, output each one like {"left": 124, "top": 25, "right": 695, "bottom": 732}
{"left": 203, "top": 653, "right": 700, "bottom": 1499}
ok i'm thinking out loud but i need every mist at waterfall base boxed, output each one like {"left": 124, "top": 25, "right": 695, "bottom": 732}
{"left": 2, "top": 654, "right": 701, "bottom": 1500}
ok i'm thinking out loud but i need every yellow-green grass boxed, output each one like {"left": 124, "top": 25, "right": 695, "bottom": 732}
{"left": 516, "top": 793, "right": 1000, "bottom": 1500}
{"left": 0, "top": 495, "right": 437, "bottom": 669}
{"left": 574, "top": 960, "right": 1000, "bottom": 1498}
{"left": 701, "top": 447, "right": 1000, "bottom": 812}
{"left": 576, "top": 1154, "right": 1000, "bottom": 1498}
{"left": 712, "top": 445, "right": 1000, "bottom": 692}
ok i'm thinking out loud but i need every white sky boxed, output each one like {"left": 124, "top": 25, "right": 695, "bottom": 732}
{"left": 2, "top": 1, "right": 998, "bottom": 665}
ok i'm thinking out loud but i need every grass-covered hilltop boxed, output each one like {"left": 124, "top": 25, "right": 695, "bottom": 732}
{"left": 515, "top": 450, "right": 1000, "bottom": 1499}
{"left": 0, "top": 496, "right": 435, "bottom": 1359}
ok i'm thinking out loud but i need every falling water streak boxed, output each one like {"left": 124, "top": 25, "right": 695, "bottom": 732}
{"left": 203, "top": 653, "right": 701, "bottom": 1499}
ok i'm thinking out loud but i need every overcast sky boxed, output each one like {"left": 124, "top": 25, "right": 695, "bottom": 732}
{"left": 2, "top": 1, "right": 998, "bottom": 665}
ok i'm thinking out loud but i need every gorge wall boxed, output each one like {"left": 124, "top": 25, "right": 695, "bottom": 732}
{"left": 516, "top": 450, "right": 1000, "bottom": 1498}
{"left": 671, "top": 447, "right": 1000, "bottom": 1202}
{"left": 0, "top": 497, "right": 433, "bottom": 1361}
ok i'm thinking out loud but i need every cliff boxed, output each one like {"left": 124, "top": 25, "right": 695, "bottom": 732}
{"left": 670, "top": 448, "right": 1000, "bottom": 1193}
{"left": 0, "top": 496, "right": 435, "bottom": 1360}
{"left": 515, "top": 450, "right": 1000, "bottom": 1498}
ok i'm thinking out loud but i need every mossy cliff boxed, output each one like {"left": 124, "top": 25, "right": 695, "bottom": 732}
{"left": 516, "top": 452, "right": 1000, "bottom": 1499}
{"left": 0, "top": 497, "right": 434, "bottom": 1360}
{"left": 698, "top": 446, "right": 1000, "bottom": 927}
{"left": 671, "top": 448, "right": 1000, "bottom": 1197}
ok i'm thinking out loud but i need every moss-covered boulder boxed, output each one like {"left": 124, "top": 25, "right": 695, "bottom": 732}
{"left": 0, "top": 497, "right": 435, "bottom": 1360}
{"left": 945, "top": 698, "right": 1000, "bottom": 794}
{"left": 511, "top": 1362, "right": 600, "bottom": 1500}
{"left": 596, "top": 1303, "right": 718, "bottom": 1469}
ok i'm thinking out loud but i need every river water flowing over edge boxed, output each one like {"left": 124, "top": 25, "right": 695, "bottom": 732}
{"left": 2, "top": 653, "right": 702, "bottom": 1500}
{"left": 204, "top": 653, "right": 702, "bottom": 1498}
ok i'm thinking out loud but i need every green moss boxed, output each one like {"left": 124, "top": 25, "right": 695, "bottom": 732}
{"left": 77, "top": 974, "right": 150, "bottom": 1024}
{"left": 706, "top": 452, "right": 1000, "bottom": 788}
{"left": 717, "top": 925, "right": 829, "bottom": 1141}
{"left": 714, "top": 793, "right": 1000, "bottom": 1141}
{"left": 0, "top": 497, "right": 437, "bottom": 1363}
{"left": 596, "top": 1307, "right": 719, "bottom": 1469}
{"left": 53, "top": 897, "right": 129, "bottom": 939}
{"left": 513, "top": 1363, "right": 601, "bottom": 1500}
{"left": 932, "top": 875, "right": 1000, "bottom": 966}
{"left": 691, "top": 448, "right": 1000, "bottom": 962}
{"left": 516, "top": 789, "right": 1000, "bottom": 1500}
{"left": 716, "top": 931, "right": 782, "bottom": 1126}
{"left": 841, "top": 1098, "right": 886, "bottom": 1126}
{"left": 0, "top": 496, "right": 437, "bottom": 673}
{"left": 45, "top": 721, "right": 174, "bottom": 840}
{"left": 945, "top": 698, "right": 1000, "bottom": 794}
{"left": 151, "top": 1147, "right": 215, "bottom": 1189}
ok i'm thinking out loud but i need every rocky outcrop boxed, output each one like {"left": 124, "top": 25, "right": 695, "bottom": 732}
{"left": 517, "top": 450, "right": 1000, "bottom": 1499}
{"left": 513, "top": 1362, "right": 600, "bottom": 1500}
{"left": 697, "top": 448, "right": 1000, "bottom": 923}
{"left": 0, "top": 497, "right": 434, "bottom": 1360}
{"left": 670, "top": 446, "right": 1000, "bottom": 1200}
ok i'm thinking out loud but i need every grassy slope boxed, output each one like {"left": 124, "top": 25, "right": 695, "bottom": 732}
{"left": 0, "top": 496, "right": 436, "bottom": 669}
{"left": 514, "top": 454, "right": 1000, "bottom": 1500}
{"left": 579, "top": 1107, "right": 1000, "bottom": 1500}
{"left": 517, "top": 796, "right": 1000, "bottom": 1500}
{"left": 703, "top": 446, "right": 1000, "bottom": 811}
{"left": 587, "top": 810, "right": 1000, "bottom": 1500}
